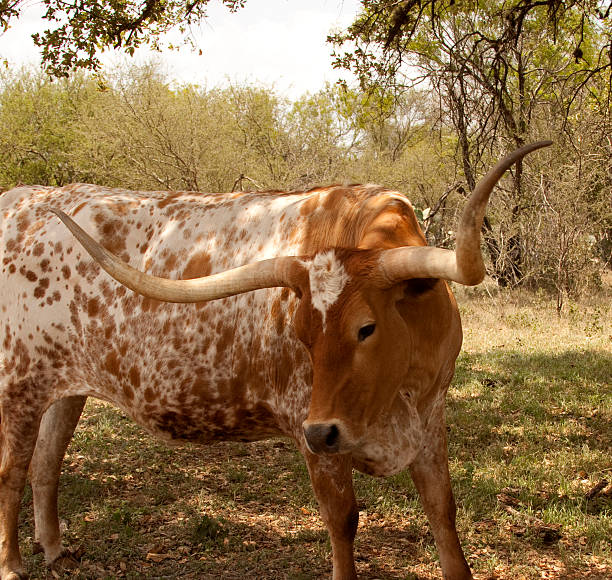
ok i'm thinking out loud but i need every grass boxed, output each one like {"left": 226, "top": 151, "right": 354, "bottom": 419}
{"left": 17, "top": 290, "right": 611, "bottom": 579}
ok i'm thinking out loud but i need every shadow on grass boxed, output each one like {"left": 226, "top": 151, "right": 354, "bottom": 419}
{"left": 21, "top": 474, "right": 423, "bottom": 579}
{"left": 445, "top": 347, "right": 612, "bottom": 527}
{"left": 450, "top": 348, "right": 612, "bottom": 454}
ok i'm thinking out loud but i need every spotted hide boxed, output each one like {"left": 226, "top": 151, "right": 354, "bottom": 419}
{"left": 0, "top": 141, "right": 550, "bottom": 580}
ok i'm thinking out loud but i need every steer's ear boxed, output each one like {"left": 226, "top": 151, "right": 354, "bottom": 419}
{"left": 402, "top": 277, "right": 439, "bottom": 297}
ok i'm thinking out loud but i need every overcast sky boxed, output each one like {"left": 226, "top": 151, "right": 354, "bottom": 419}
{"left": 0, "top": 0, "right": 362, "bottom": 97}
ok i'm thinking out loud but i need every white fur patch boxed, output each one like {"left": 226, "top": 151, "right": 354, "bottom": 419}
{"left": 306, "top": 251, "right": 350, "bottom": 330}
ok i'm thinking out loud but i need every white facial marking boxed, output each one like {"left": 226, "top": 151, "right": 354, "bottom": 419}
{"left": 306, "top": 250, "right": 350, "bottom": 331}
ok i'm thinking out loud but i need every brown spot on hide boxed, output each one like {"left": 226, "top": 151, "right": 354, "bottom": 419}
{"left": 32, "top": 242, "right": 45, "bottom": 257}
{"left": 182, "top": 251, "right": 212, "bottom": 279}
{"left": 72, "top": 202, "right": 87, "bottom": 215}
{"left": 104, "top": 350, "right": 120, "bottom": 376}
{"left": 157, "top": 193, "right": 182, "bottom": 210}
{"left": 123, "top": 384, "right": 134, "bottom": 400}
{"left": 69, "top": 301, "right": 80, "bottom": 334}
{"left": 141, "top": 297, "right": 162, "bottom": 313}
{"left": 34, "top": 278, "right": 50, "bottom": 298}
{"left": 121, "top": 293, "right": 138, "bottom": 315}
{"left": 61, "top": 265, "right": 71, "bottom": 279}
{"left": 87, "top": 297, "right": 100, "bottom": 317}
{"left": 214, "top": 326, "right": 234, "bottom": 367}
{"left": 27, "top": 220, "right": 44, "bottom": 237}
{"left": 21, "top": 268, "right": 37, "bottom": 282}
{"left": 190, "top": 377, "right": 210, "bottom": 398}
{"left": 129, "top": 366, "right": 141, "bottom": 389}
{"left": 270, "top": 297, "right": 285, "bottom": 335}
{"left": 14, "top": 339, "right": 31, "bottom": 377}
{"left": 110, "top": 203, "right": 133, "bottom": 217}
{"left": 76, "top": 260, "right": 99, "bottom": 283}
{"left": 17, "top": 214, "right": 30, "bottom": 233}
{"left": 164, "top": 252, "right": 178, "bottom": 272}
{"left": 96, "top": 215, "right": 128, "bottom": 257}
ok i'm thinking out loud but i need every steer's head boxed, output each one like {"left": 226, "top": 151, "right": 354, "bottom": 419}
{"left": 293, "top": 248, "right": 417, "bottom": 454}
{"left": 53, "top": 142, "right": 551, "bottom": 458}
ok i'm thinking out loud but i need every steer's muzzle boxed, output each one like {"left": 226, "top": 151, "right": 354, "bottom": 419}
{"left": 303, "top": 421, "right": 351, "bottom": 454}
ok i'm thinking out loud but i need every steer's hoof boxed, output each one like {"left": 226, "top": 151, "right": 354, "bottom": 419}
{"left": 50, "top": 548, "right": 82, "bottom": 573}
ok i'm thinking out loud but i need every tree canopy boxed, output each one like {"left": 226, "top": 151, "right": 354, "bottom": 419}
{"left": 331, "top": 0, "right": 611, "bottom": 89}
{"left": 0, "top": 0, "right": 244, "bottom": 76}
{"left": 2, "top": 0, "right": 610, "bottom": 82}
{"left": 330, "top": 0, "right": 611, "bottom": 290}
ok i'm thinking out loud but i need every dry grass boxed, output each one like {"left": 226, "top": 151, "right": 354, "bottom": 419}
{"left": 17, "top": 290, "right": 612, "bottom": 579}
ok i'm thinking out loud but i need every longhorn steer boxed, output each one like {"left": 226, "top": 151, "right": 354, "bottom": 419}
{"left": 0, "top": 142, "right": 551, "bottom": 580}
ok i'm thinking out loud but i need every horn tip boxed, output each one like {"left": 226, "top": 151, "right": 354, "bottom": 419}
{"left": 48, "top": 207, "right": 69, "bottom": 221}
{"left": 527, "top": 140, "right": 553, "bottom": 153}
{"left": 464, "top": 272, "right": 486, "bottom": 286}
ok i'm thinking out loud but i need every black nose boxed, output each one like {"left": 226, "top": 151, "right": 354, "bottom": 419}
{"left": 303, "top": 423, "right": 341, "bottom": 454}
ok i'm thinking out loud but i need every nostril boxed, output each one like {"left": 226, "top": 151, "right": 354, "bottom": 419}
{"left": 325, "top": 424, "right": 339, "bottom": 448}
{"left": 304, "top": 422, "right": 342, "bottom": 454}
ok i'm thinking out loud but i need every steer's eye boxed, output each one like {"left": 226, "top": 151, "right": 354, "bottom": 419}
{"left": 357, "top": 323, "right": 376, "bottom": 342}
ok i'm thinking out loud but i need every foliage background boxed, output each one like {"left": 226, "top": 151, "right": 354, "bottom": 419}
{"left": 0, "top": 58, "right": 609, "bottom": 301}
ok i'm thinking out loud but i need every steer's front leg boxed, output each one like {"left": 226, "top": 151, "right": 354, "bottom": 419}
{"left": 303, "top": 450, "right": 358, "bottom": 580}
{"left": 409, "top": 403, "right": 472, "bottom": 580}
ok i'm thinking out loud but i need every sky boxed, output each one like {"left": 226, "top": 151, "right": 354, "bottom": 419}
{"left": 0, "top": 0, "right": 362, "bottom": 97}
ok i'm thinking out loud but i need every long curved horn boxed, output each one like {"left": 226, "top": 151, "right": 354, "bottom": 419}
{"left": 378, "top": 140, "right": 552, "bottom": 286}
{"left": 50, "top": 209, "right": 302, "bottom": 302}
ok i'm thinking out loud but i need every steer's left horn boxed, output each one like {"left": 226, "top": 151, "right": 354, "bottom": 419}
{"left": 378, "top": 140, "right": 552, "bottom": 286}
{"left": 50, "top": 209, "right": 303, "bottom": 302}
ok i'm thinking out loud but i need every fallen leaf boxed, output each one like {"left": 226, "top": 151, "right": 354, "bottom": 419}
{"left": 496, "top": 492, "right": 521, "bottom": 507}
{"left": 585, "top": 479, "right": 609, "bottom": 499}
{"left": 146, "top": 552, "right": 175, "bottom": 562}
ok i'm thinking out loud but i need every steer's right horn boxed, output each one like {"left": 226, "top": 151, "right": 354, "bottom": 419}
{"left": 377, "top": 140, "right": 552, "bottom": 286}
{"left": 50, "top": 209, "right": 303, "bottom": 303}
